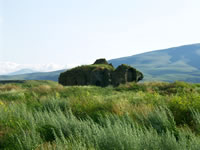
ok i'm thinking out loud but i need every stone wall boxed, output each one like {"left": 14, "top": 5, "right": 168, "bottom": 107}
{"left": 59, "top": 59, "right": 143, "bottom": 87}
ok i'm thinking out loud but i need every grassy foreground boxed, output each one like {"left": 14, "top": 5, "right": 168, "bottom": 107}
{"left": 1, "top": 80, "right": 200, "bottom": 149}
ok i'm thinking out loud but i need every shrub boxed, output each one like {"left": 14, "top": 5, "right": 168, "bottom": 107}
{"left": 169, "top": 93, "right": 200, "bottom": 125}
{"left": 1, "top": 81, "right": 200, "bottom": 149}
{"left": 134, "top": 107, "right": 178, "bottom": 135}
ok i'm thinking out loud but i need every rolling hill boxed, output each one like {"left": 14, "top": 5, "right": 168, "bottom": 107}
{"left": 1, "top": 43, "right": 200, "bottom": 82}
{"left": 8, "top": 69, "right": 36, "bottom": 75}
{"left": 0, "top": 69, "right": 66, "bottom": 81}
{"left": 109, "top": 43, "right": 200, "bottom": 82}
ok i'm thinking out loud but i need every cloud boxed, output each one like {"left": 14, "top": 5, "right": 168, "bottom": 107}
{"left": 0, "top": 62, "right": 79, "bottom": 75}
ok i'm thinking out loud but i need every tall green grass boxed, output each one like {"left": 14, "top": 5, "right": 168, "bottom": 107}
{"left": 1, "top": 80, "right": 200, "bottom": 149}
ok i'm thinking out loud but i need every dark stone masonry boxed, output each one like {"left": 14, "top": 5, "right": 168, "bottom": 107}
{"left": 59, "top": 58, "right": 143, "bottom": 87}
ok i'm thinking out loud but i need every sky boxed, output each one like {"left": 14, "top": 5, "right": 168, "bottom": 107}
{"left": 0, "top": 0, "right": 200, "bottom": 74}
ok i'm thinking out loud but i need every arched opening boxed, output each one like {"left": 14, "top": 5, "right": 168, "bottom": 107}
{"left": 127, "top": 69, "right": 134, "bottom": 82}
{"left": 95, "top": 80, "right": 101, "bottom": 86}
{"left": 74, "top": 80, "right": 78, "bottom": 85}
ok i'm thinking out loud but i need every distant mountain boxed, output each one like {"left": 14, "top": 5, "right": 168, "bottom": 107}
{"left": 0, "top": 69, "right": 66, "bottom": 81}
{"left": 1, "top": 43, "right": 200, "bottom": 83}
{"left": 109, "top": 43, "right": 200, "bottom": 82}
{"left": 8, "top": 69, "right": 36, "bottom": 75}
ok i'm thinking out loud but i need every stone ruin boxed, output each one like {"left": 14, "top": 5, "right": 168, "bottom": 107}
{"left": 58, "top": 58, "right": 143, "bottom": 87}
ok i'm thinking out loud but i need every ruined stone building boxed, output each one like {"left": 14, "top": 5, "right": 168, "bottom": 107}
{"left": 58, "top": 59, "right": 143, "bottom": 87}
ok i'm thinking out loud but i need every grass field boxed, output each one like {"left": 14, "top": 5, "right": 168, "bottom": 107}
{"left": 1, "top": 80, "right": 200, "bottom": 149}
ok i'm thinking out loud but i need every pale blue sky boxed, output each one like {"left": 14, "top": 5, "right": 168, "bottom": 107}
{"left": 0, "top": 0, "right": 200, "bottom": 70}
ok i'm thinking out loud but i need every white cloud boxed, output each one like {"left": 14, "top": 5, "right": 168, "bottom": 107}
{"left": 0, "top": 62, "right": 79, "bottom": 75}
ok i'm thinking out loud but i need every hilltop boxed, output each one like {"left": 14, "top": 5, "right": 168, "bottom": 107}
{"left": 109, "top": 43, "right": 200, "bottom": 82}
{"left": 8, "top": 69, "right": 36, "bottom": 75}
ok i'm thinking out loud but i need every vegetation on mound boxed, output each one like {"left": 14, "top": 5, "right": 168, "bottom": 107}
{"left": 59, "top": 58, "right": 143, "bottom": 87}
{"left": 1, "top": 80, "right": 200, "bottom": 149}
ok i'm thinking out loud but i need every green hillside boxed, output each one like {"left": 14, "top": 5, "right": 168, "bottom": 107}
{"left": 1, "top": 44, "right": 200, "bottom": 83}
{"left": 1, "top": 80, "right": 200, "bottom": 149}
{"left": 109, "top": 43, "right": 200, "bottom": 82}
{"left": 0, "top": 70, "right": 65, "bottom": 81}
